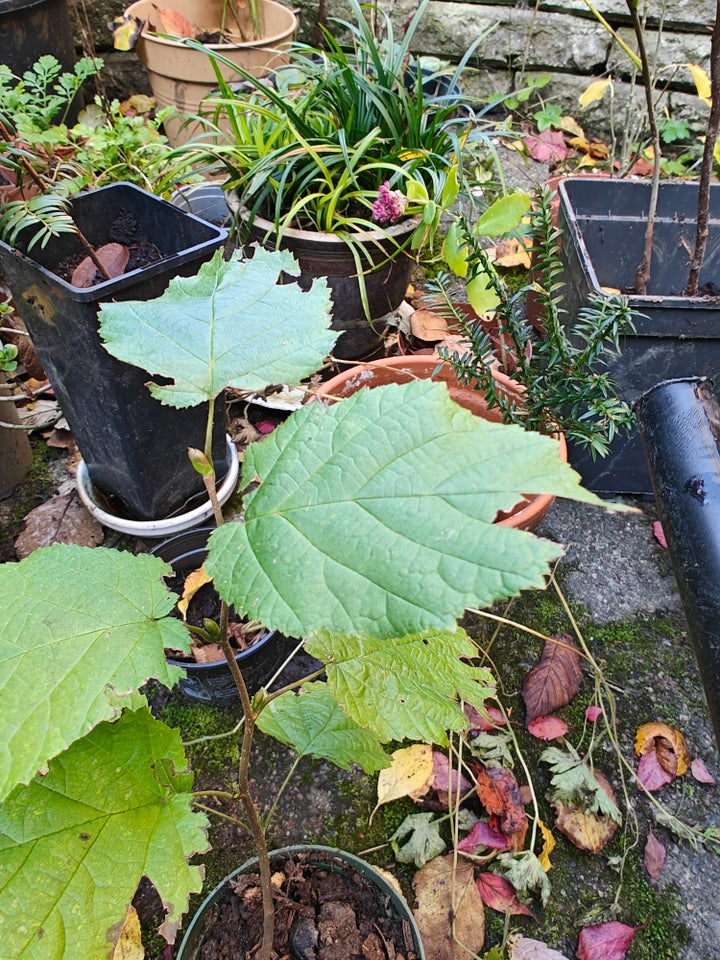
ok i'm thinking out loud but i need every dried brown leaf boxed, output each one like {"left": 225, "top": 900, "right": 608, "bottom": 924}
{"left": 71, "top": 243, "right": 129, "bottom": 288}
{"left": 413, "top": 855, "right": 485, "bottom": 960}
{"left": 634, "top": 722, "right": 690, "bottom": 776}
{"left": 522, "top": 634, "right": 583, "bottom": 723}
{"left": 14, "top": 490, "right": 103, "bottom": 557}
{"left": 552, "top": 771, "right": 619, "bottom": 853}
{"left": 151, "top": 4, "right": 196, "bottom": 36}
{"left": 190, "top": 642, "right": 225, "bottom": 663}
{"left": 410, "top": 308, "right": 450, "bottom": 342}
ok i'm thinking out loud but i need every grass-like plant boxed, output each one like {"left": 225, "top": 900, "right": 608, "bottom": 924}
{"left": 175, "top": 0, "right": 491, "bottom": 250}
{"left": 0, "top": 247, "right": 619, "bottom": 960}
{"left": 434, "top": 190, "right": 637, "bottom": 459}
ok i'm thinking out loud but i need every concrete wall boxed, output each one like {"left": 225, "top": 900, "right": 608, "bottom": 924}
{"left": 73, "top": 0, "right": 714, "bottom": 138}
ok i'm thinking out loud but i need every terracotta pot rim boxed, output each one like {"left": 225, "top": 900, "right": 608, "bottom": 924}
{"left": 318, "top": 356, "right": 567, "bottom": 532}
{"left": 125, "top": 0, "right": 298, "bottom": 50}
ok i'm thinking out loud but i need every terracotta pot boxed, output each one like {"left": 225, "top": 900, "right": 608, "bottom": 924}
{"left": 318, "top": 356, "right": 567, "bottom": 532}
{"left": 125, "top": 0, "right": 297, "bottom": 145}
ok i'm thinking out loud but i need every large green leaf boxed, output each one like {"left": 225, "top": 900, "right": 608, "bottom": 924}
{"left": 257, "top": 682, "right": 390, "bottom": 772}
{"left": 206, "top": 380, "right": 604, "bottom": 638}
{"left": 98, "top": 248, "right": 337, "bottom": 407}
{"left": 306, "top": 629, "right": 494, "bottom": 744}
{"left": 0, "top": 544, "right": 189, "bottom": 801}
{"left": 0, "top": 708, "right": 208, "bottom": 960}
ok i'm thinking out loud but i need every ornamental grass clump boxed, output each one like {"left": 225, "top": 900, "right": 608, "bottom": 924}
{"left": 175, "top": 0, "right": 494, "bottom": 252}
{"left": 0, "top": 246, "right": 623, "bottom": 960}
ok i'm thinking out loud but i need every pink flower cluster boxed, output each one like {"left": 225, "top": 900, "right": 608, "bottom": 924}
{"left": 372, "top": 181, "right": 407, "bottom": 224}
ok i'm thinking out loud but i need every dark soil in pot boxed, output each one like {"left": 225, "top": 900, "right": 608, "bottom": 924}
{"left": 179, "top": 847, "right": 422, "bottom": 960}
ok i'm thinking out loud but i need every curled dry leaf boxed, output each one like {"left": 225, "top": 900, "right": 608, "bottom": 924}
{"left": 177, "top": 566, "right": 213, "bottom": 620}
{"left": 413, "top": 855, "right": 485, "bottom": 960}
{"left": 643, "top": 828, "right": 666, "bottom": 881}
{"left": 522, "top": 634, "right": 583, "bottom": 723}
{"left": 635, "top": 722, "right": 690, "bottom": 777}
{"left": 552, "top": 771, "right": 619, "bottom": 854}
{"left": 474, "top": 763, "right": 526, "bottom": 837}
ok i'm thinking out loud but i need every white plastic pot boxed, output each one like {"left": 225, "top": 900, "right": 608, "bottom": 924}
{"left": 76, "top": 435, "right": 239, "bottom": 537}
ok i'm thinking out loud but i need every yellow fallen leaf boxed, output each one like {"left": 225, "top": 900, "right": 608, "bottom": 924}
{"left": 495, "top": 237, "right": 532, "bottom": 269}
{"left": 112, "top": 905, "right": 144, "bottom": 960}
{"left": 372, "top": 744, "right": 433, "bottom": 818}
{"left": 537, "top": 817, "right": 555, "bottom": 871}
{"left": 687, "top": 63, "right": 712, "bottom": 106}
{"left": 558, "top": 114, "right": 585, "bottom": 137}
{"left": 579, "top": 77, "right": 612, "bottom": 109}
{"left": 177, "top": 566, "right": 213, "bottom": 620}
{"left": 634, "top": 722, "right": 690, "bottom": 776}
{"left": 413, "top": 855, "right": 485, "bottom": 960}
{"left": 600, "top": 286, "right": 622, "bottom": 295}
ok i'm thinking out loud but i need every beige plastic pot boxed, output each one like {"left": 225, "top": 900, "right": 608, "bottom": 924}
{"left": 125, "top": 0, "right": 297, "bottom": 145}
{"left": 318, "top": 356, "right": 567, "bottom": 533}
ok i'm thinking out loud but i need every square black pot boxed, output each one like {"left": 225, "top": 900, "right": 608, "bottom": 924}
{"left": 0, "top": 183, "right": 228, "bottom": 520}
{"left": 558, "top": 177, "right": 720, "bottom": 495}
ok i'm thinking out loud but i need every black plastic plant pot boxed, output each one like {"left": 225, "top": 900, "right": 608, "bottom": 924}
{"left": 558, "top": 177, "right": 720, "bottom": 496}
{"left": 176, "top": 846, "right": 425, "bottom": 959}
{"left": 0, "top": 183, "right": 228, "bottom": 520}
{"left": 239, "top": 207, "right": 418, "bottom": 360}
{"left": 151, "top": 527, "right": 292, "bottom": 704}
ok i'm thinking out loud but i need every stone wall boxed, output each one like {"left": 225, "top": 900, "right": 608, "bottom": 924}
{"left": 73, "top": 0, "right": 715, "bottom": 138}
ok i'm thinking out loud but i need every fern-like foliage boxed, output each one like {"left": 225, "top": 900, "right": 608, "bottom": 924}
{"left": 0, "top": 193, "right": 75, "bottom": 250}
{"left": 432, "top": 189, "right": 638, "bottom": 458}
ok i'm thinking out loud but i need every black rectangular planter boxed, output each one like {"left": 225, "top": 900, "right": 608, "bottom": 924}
{"left": 0, "top": 183, "right": 228, "bottom": 520}
{"left": 558, "top": 177, "right": 720, "bottom": 495}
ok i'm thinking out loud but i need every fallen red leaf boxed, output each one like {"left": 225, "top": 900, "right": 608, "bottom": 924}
{"left": 523, "top": 128, "right": 570, "bottom": 164}
{"left": 527, "top": 715, "right": 568, "bottom": 741}
{"left": 465, "top": 704, "right": 507, "bottom": 731}
{"left": 476, "top": 872, "right": 536, "bottom": 919}
{"left": 457, "top": 819, "right": 510, "bottom": 852}
{"left": 522, "top": 635, "right": 583, "bottom": 723}
{"left": 690, "top": 757, "right": 715, "bottom": 784}
{"left": 636, "top": 751, "right": 674, "bottom": 791}
{"left": 643, "top": 828, "right": 666, "bottom": 880}
{"left": 652, "top": 520, "right": 667, "bottom": 548}
{"left": 585, "top": 706, "right": 603, "bottom": 723}
{"left": 576, "top": 920, "right": 642, "bottom": 960}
